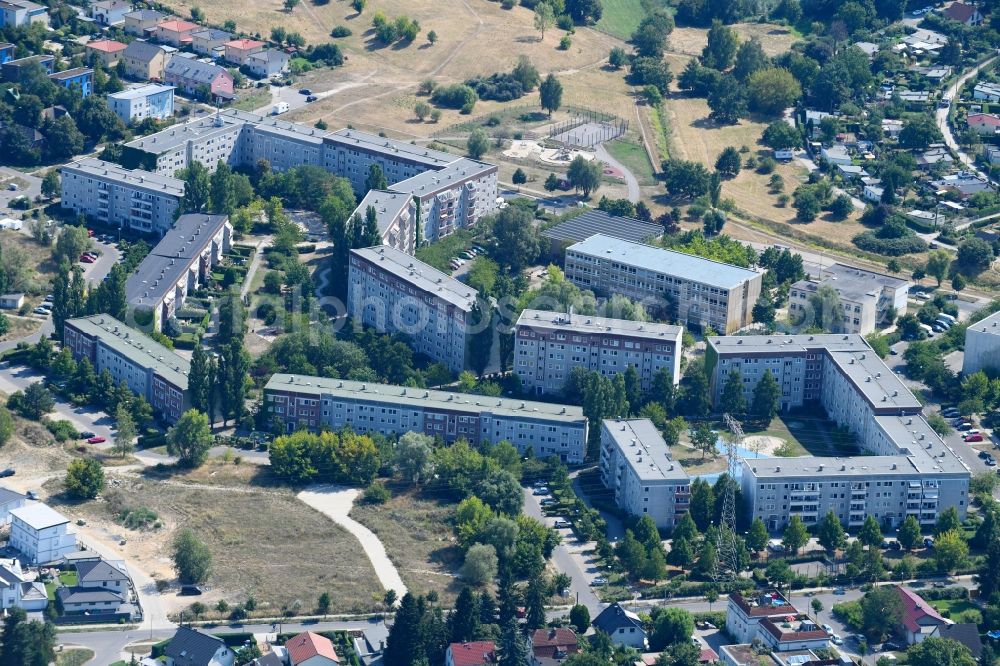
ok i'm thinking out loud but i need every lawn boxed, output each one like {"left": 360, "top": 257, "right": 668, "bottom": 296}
{"left": 56, "top": 649, "right": 94, "bottom": 666}
{"left": 605, "top": 139, "right": 657, "bottom": 186}
{"left": 233, "top": 88, "right": 271, "bottom": 112}
{"left": 414, "top": 228, "right": 478, "bottom": 272}
{"left": 928, "top": 598, "right": 981, "bottom": 622}
{"left": 350, "top": 486, "right": 465, "bottom": 605}
{"left": 595, "top": 0, "right": 646, "bottom": 39}
{"left": 45, "top": 570, "right": 78, "bottom": 600}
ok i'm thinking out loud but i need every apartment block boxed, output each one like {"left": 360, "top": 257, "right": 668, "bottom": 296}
{"left": 264, "top": 374, "right": 588, "bottom": 462}
{"left": 122, "top": 110, "right": 499, "bottom": 243}
{"left": 107, "top": 83, "right": 175, "bottom": 123}
{"left": 63, "top": 314, "right": 191, "bottom": 422}
{"left": 563, "top": 234, "right": 763, "bottom": 334}
{"left": 963, "top": 310, "right": 1000, "bottom": 375}
{"left": 705, "top": 334, "right": 970, "bottom": 530}
{"left": 49, "top": 67, "right": 94, "bottom": 97}
{"left": 124, "top": 213, "right": 232, "bottom": 331}
{"left": 0, "top": 0, "right": 47, "bottom": 28}
{"left": 354, "top": 189, "right": 417, "bottom": 254}
{"left": 9, "top": 504, "right": 76, "bottom": 564}
{"left": 60, "top": 157, "right": 183, "bottom": 235}
{"left": 788, "top": 263, "right": 910, "bottom": 335}
{"left": 599, "top": 419, "right": 690, "bottom": 529}
{"left": 514, "top": 309, "right": 682, "bottom": 397}
{"left": 347, "top": 245, "right": 478, "bottom": 373}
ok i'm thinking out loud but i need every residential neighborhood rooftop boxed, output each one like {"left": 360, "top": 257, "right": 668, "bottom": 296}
{"left": 516, "top": 309, "right": 683, "bottom": 341}
{"left": 539, "top": 209, "right": 663, "bottom": 245}
{"left": 351, "top": 244, "right": 479, "bottom": 313}
{"left": 602, "top": 419, "right": 688, "bottom": 482}
{"left": 10, "top": 503, "right": 70, "bottom": 530}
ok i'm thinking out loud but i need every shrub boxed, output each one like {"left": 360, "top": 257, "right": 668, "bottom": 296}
{"left": 431, "top": 84, "right": 478, "bottom": 112}
{"left": 559, "top": 35, "right": 572, "bottom": 50}
{"left": 44, "top": 419, "right": 79, "bottom": 442}
{"left": 465, "top": 73, "right": 525, "bottom": 102}
{"left": 756, "top": 157, "right": 776, "bottom": 174}
{"left": 330, "top": 25, "right": 352, "bottom": 37}
{"left": 119, "top": 506, "right": 160, "bottom": 530}
{"left": 362, "top": 480, "right": 392, "bottom": 504}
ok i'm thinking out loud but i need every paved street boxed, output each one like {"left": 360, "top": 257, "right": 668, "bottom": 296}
{"left": 936, "top": 55, "right": 999, "bottom": 183}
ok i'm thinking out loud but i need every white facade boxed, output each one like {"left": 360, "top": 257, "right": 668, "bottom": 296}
{"left": 264, "top": 374, "right": 588, "bottom": 463}
{"left": 347, "top": 246, "right": 477, "bottom": 373}
{"left": 788, "top": 264, "right": 910, "bottom": 335}
{"left": 0, "top": 487, "right": 25, "bottom": 524}
{"left": 9, "top": 504, "right": 76, "bottom": 564}
{"left": 60, "top": 157, "right": 182, "bottom": 236}
{"left": 726, "top": 592, "right": 799, "bottom": 644}
{"left": 107, "top": 84, "right": 175, "bottom": 123}
{"left": 514, "top": 310, "right": 682, "bottom": 397}
{"left": 963, "top": 311, "right": 1000, "bottom": 375}
{"left": 599, "top": 419, "right": 690, "bottom": 529}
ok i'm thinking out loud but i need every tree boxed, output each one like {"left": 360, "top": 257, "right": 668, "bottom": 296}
{"left": 394, "top": 432, "right": 435, "bottom": 484}
{"left": 172, "top": 528, "right": 212, "bottom": 584}
{"left": 41, "top": 170, "right": 60, "bottom": 200}
{"left": 898, "top": 515, "right": 922, "bottom": 551}
{"left": 113, "top": 405, "right": 137, "bottom": 458}
{"left": 750, "top": 371, "right": 780, "bottom": 422}
{"left": 12, "top": 382, "right": 55, "bottom": 420}
{"left": 978, "top": 538, "right": 1000, "bottom": 601}
{"left": 753, "top": 292, "right": 776, "bottom": 325}
{"left": 715, "top": 147, "right": 742, "bottom": 177}
{"left": 180, "top": 161, "right": 211, "bottom": 213}
{"left": 858, "top": 515, "right": 882, "bottom": 548}
{"left": 955, "top": 238, "right": 994, "bottom": 275}
{"left": 167, "top": 409, "right": 214, "bottom": 467}
{"left": 747, "top": 517, "right": 768, "bottom": 553}
{"left": 64, "top": 458, "right": 104, "bottom": 499}
{"left": 492, "top": 206, "right": 539, "bottom": 270}
{"left": 560, "top": 603, "right": 588, "bottom": 633}
{"left": 632, "top": 10, "right": 674, "bottom": 58}
{"left": 733, "top": 37, "right": 768, "bottom": 81}
{"left": 539, "top": 73, "right": 563, "bottom": 117}
{"left": 608, "top": 47, "right": 627, "bottom": 69}
{"left": 511, "top": 168, "right": 528, "bottom": 187}
{"left": 762, "top": 120, "right": 802, "bottom": 150}
{"left": 690, "top": 423, "right": 717, "bottom": 461}
{"left": 907, "top": 638, "right": 977, "bottom": 666}
{"left": 794, "top": 188, "right": 821, "bottom": 222}
{"left": 816, "top": 510, "right": 846, "bottom": 553}
{"left": 720, "top": 369, "right": 746, "bottom": 415}
{"left": 450, "top": 586, "right": 481, "bottom": 641}
{"left": 462, "top": 543, "right": 498, "bottom": 585}
{"left": 499, "top": 613, "right": 531, "bottom": 666}
{"left": 899, "top": 115, "right": 942, "bottom": 150}
{"left": 467, "top": 128, "right": 490, "bottom": 159}
{"left": 566, "top": 154, "right": 601, "bottom": 197}
{"left": 365, "top": 163, "right": 388, "bottom": 192}
{"left": 829, "top": 194, "right": 853, "bottom": 220}
{"left": 925, "top": 250, "right": 951, "bottom": 287}
{"left": 55, "top": 225, "right": 91, "bottom": 265}
{"left": 951, "top": 273, "right": 966, "bottom": 292}
{"left": 935, "top": 507, "right": 961, "bottom": 536}
{"left": 467, "top": 298, "right": 494, "bottom": 377}
{"left": 650, "top": 607, "right": 694, "bottom": 651}
{"left": 534, "top": 2, "right": 556, "bottom": 39}
{"left": 707, "top": 76, "right": 747, "bottom": 124}
{"left": 42, "top": 115, "right": 84, "bottom": 159}
{"left": 189, "top": 342, "right": 210, "bottom": 415}
{"left": 765, "top": 558, "right": 793, "bottom": 590}
{"left": 701, "top": 21, "right": 738, "bottom": 70}
{"left": 565, "top": 0, "right": 602, "bottom": 23}
{"left": 782, "top": 515, "right": 809, "bottom": 554}
{"left": 0, "top": 406, "right": 12, "bottom": 447}
{"left": 0, "top": 608, "right": 56, "bottom": 666}
{"left": 428, "top": 30, "right": 438, "bottom": 44}
{"left": 284, "top": 0, "right": 300, "bottom": 10}
{"left": 934, "top": 529, "right": 968, "bottom": 573}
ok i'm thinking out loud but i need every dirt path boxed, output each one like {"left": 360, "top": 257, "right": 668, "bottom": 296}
{"left": 297, "top": 485, "right": 408, "bottom": 602}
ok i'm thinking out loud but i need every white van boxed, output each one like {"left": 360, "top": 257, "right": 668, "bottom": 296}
{"left": 272, "top": 102, "right": 289, "bottom": 115}
{"left": 937, "top": 313, "right": 957, "bottom": 324}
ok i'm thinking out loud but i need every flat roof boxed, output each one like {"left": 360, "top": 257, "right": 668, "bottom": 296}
{"left": 126, "top": 214, "right": 230, "bottom": 307}
{"left": 329, "top": 128, "right": 455, "bottom": 169}
{"left": 66, "top": 314, "right": 190, "bottom": 389}
{"left": 124, "top": 109, "right": 247, "bottom": 154}
{"left": 265, "top": 374, "right": 587, "bottom": 424}
{"left": 391, "top": 158, "right": 494, "bottom": 196}
{"left": 351, "top": 245, "right": 479, "bottom": 313}
{"left": 109, "top": 83, "right": 175, "bottom": 100}
{"left": 49, "top": 67, "right": 93, "bottom": 81}
{"left": 603, "top": 419, "right": 688, "bottom": 482}
{"left": 355, "top": 189, "right": 411, "bottom": 234}
{"left": 567, "top": 234, "right": 761, "bottom": 290}
{"left": 968, "top": 310, "right": 1000, "bottom": 337}
{"left": 540, "top": 209, "right": 663, "bottom": 245}
{"left": 792, "top": 263, "right": 909, "bottom": 302}
{"left": 516, "top": 309, "right": 683, "bottom": 342}
{"left": 10, "top": 503, "right": 69, "bottom": 530}
{"left": 62, "top": 157, "right": 184, "bottom": 197}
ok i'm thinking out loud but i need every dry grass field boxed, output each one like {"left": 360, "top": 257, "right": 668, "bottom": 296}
{"left": 350, "top": 486, "right": 465, "bottom": 604}
{"left": 668, "top": 23, "right": 800, "bottom": 58}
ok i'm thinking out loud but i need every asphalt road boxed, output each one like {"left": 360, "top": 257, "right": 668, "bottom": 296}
{"left": 936, "top": 55, "right": 999, "bottom": 183}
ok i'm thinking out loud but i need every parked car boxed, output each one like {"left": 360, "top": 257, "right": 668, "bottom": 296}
{"left": 883, "top": 642, "right": 902, "bottom": 651}
{"left": 32, "top": 307, "right": 49, "bottom": 315}
{"left": 832, "top": 635, "right": 843, "bottom": 646}
{"left": 532, "top": 486, "right": 549, "bottom": 495}
{"left": 79, "top": 254, "right": 95, "bottom": 264}
{"left": 964, "top": 434, "right": 984, "bottom": 442}
{"left": 590, "top": 577, "right": 608, "bottom": 586}
{"left": 554, "top": 520, "right": 572, "bottom": 528}
{"left": 180, "top": 585, "right": 203, "bottom": 595}
{"left": 980, "top": 450, "right": 992, "bottom": 459}
{"left": 833, "top": 587, "right": 846, "bottom": 595}
{"left": 0, "top": 468, "right": 14, "bottom": 478}
{"left": 540, "top": 498, "right": 557, "bottom": 507}
{"left": 298, "top": 88, "right": 312, "bottom": 95}
{"left": 822, "top": 624, "right": 833, "bottom": 633}
{"left": 86, "top": 436, "right": 106, "bottom": 444}
{"left": 43, "top": 294, "right": 53, "bottom": 302}
{"left": 79, "top": 431, "right": 95, "bottom": 439}
{"left": 986, "top": 457, "right": 996, "bottom": 466}
{"left": 958, "top": 422, "right": 975, "bottom": 431}
{"left": 306, "top": 95, "right": 318, "bottom": 102}
{"left": 924, "top": 537, "right": 935, "bottom": 548}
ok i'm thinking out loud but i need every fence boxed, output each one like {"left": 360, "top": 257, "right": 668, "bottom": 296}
{"left": 548, "top": 107, "right": 629, "bottom": 148}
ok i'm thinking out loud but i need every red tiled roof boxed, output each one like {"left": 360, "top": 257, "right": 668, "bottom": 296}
{"left": 287, "top": 631, "right": 340, "bottom": 666}
{"left": 896, "top": 586, "right": 947, "bottom": 633}
{"left": 158, "top": 19, "right": 199, "bottom": 32}
{"left": 944, "top": 2, "right": 978, "bottom": 21}
{"left": 226, "top": 38, "right": 265, "bottom": 50}
{"left": 699, "top": 648, "right": 719, "bottom": 663}
{"left": 968, "top": 113, "right": 1000, "bottom": 127}
{"left": 531, "top": 628, "right": 578, "bottom": 651}
{"left": 87, "top": 39, "right": 127, "bottom": 53}
{"left": 448, "top": 642, "right": 497, "bottom": 666}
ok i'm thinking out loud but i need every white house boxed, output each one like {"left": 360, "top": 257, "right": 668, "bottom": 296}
{"left": 0, "top": 558, "right": 47, "bottom": 611}
{"left": 592, "top": 603, "right": 646, "bottom": 649}
{"left": 9, "top": 504, "right": 77, "bottom": 564}
{"left": 820, "top": 144, "right": 852, "bottom": 166}
{"left": 726, "top": 591, "right": 799, "bottom": 644}
{"left": 0, "top": 486, "right": 25, "bottom": 523}
{"left": 863, "top": 182, "right": 884, "bottom": 202}
{"left": 164, "top": 627, "right": 235, "bottom": 666}
{"left": 897, "top": 586, "right": 950, "bottom": 644}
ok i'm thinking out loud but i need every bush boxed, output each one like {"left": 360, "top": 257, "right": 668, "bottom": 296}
{"left": 853, "top": 231, "right": 928, "bottom": 256}
{"left": 44, "top": 419, "right": 79, "bottom": 442}
{"left": 756, "top": 157, "right": 776, "bottom": 174}
{"left": 559, "top": 35, "right": 572, "bottom": 50}
{"left": 119, "top": 506, "right": 160, "bottom": 530}
{"left": 330, "top": 25, "right": 352, "bottom": 37}
{"left": 362, "top": 480, "right": 392, "bottom": 504}
{"left": 431, "top": 84, "right": 478, "bottom": 112}
{"left": 465, "top": 73, "right": 525, "bottom": 102}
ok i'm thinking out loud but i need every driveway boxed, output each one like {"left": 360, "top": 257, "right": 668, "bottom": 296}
{"left": 297, "top": 485, "right": 408, "bottom": 603}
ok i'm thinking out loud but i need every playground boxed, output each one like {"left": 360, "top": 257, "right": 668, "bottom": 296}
{"left": 502, "top": 140, "right": 596, "bottom": 165}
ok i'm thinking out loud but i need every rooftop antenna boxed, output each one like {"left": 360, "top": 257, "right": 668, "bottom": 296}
{"left": 713, "top": 413, "right": 744, "bottom": 583}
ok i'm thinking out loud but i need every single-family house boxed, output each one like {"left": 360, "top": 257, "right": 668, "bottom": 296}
{"left": 252, "top": 655, "right": 286, "bottom": 666}
{"left": 155, "top": 19, "right": 200, "bottom": 47}
{"left": 907, "top": 209, "right": 939, "bottom": 227}
{"left": 123, "top": 8, "right": 165, "bottom": 36}
{"left": 974, "top": 82, "right": 1000, "bottom": 103}
{"left": 86, "top": 39, "right": 127, "bottom": 67}
{"left": 164, "top": 627, "right": 235, "bottom": 666}
{"left": 854, "top": 41, "right": 879, "bottom": 57}
{"left": 820, "top": 144, "right": 852, "bottom": 166}
{"left": 50, "top": 67, "right": 94, "bottom": 97}
{"left": 0, "top": 122, "right": 44, "bottom": 151}
{"left": 75, "top": 558, "right": 129, "bottom": 593}
{"left": 9, "top": 503, "right": 77, "bottom": 564}
{"left": 896, "top": 90, "right": 932, "bottom": 107}
{"left": 0, "top": 559, "right": 47, "bottom": 611}
{"left": 931, "top": 172, "right": 992, "bottom": 198}
{"left": 943, "top": 1, "right": 982, "bottom": 25}
{"left": 836, "top": 164, "right": 868, "bottom": 180}
{"left": 593, "top": 603, "right": 646, "bottom": 649}
{"left": 531, "top": 628, "right": 579, "bottom": 666}
{"left": 967, "top": 112, "right": 1000, "bottom": 136}
{"left": 445, "top": 642, "right": 497, "bottom": 666}
{"left": 287, "top": 631, "right": 340, "bottom": 666}
{"left": 897, "top": 586, "right": 950, "bottom": 645}
{"left": 882, "top": 118, "right": 903, "bottom": 138}
{"left": 190, "top": 28, "right": 232, "bottom": 57}
{"left": 123, "top": 40, "right": 171, "bottom": 80}
{"left": 917, "top": 145, "right": 953, "bottom": 169}
{"left": 0, "top": 486, "right": 24, "bottom": 521}
{"left": 902, "top": 28, "right": 948, "bottom": 51}
{"left": 245, "top": 49, "right": 290, "bottom": 78}
{"left": 164, "top": 57, "right": 233, "bottom": 99}
{"left": 0, "top": 0, "right": 48, "bottom": 28}
{"left": 758, "top": 617, "right": 831, "bottom": 652}
{"left": 862, "top": 178, "right": 883, "bottom": 202}
{"left": 929, "top": 624, "right": 982, "bottom": 659}
{"left": 0, "top": 293, "right": 23, "bottom": 309}
{"left": 727, "top": 591, "right": 798, "bottom": 644}
{"left": 0, "top": 43, "right": 13, "bottom": 64}
{"left": 108, "top": 83, "right": 175, "bottom": 122}
{"left": 89, "top": 0, "right": 131, "bottom": 26}
{"left": 56, "top": 586, "right": 127, "bottom": 615}
{"left": 224, "top": 38, "right": 265, "bottom": 65}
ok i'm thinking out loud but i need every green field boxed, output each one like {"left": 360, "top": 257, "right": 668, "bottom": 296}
{"left": 928, "top": 598, "right": 981, "bottom": 623}
{"left": 604, "top": 139, "right": 657, "bottom": 186}
{"left": 595, "top": 0, "right": 646, "bottom": 39}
